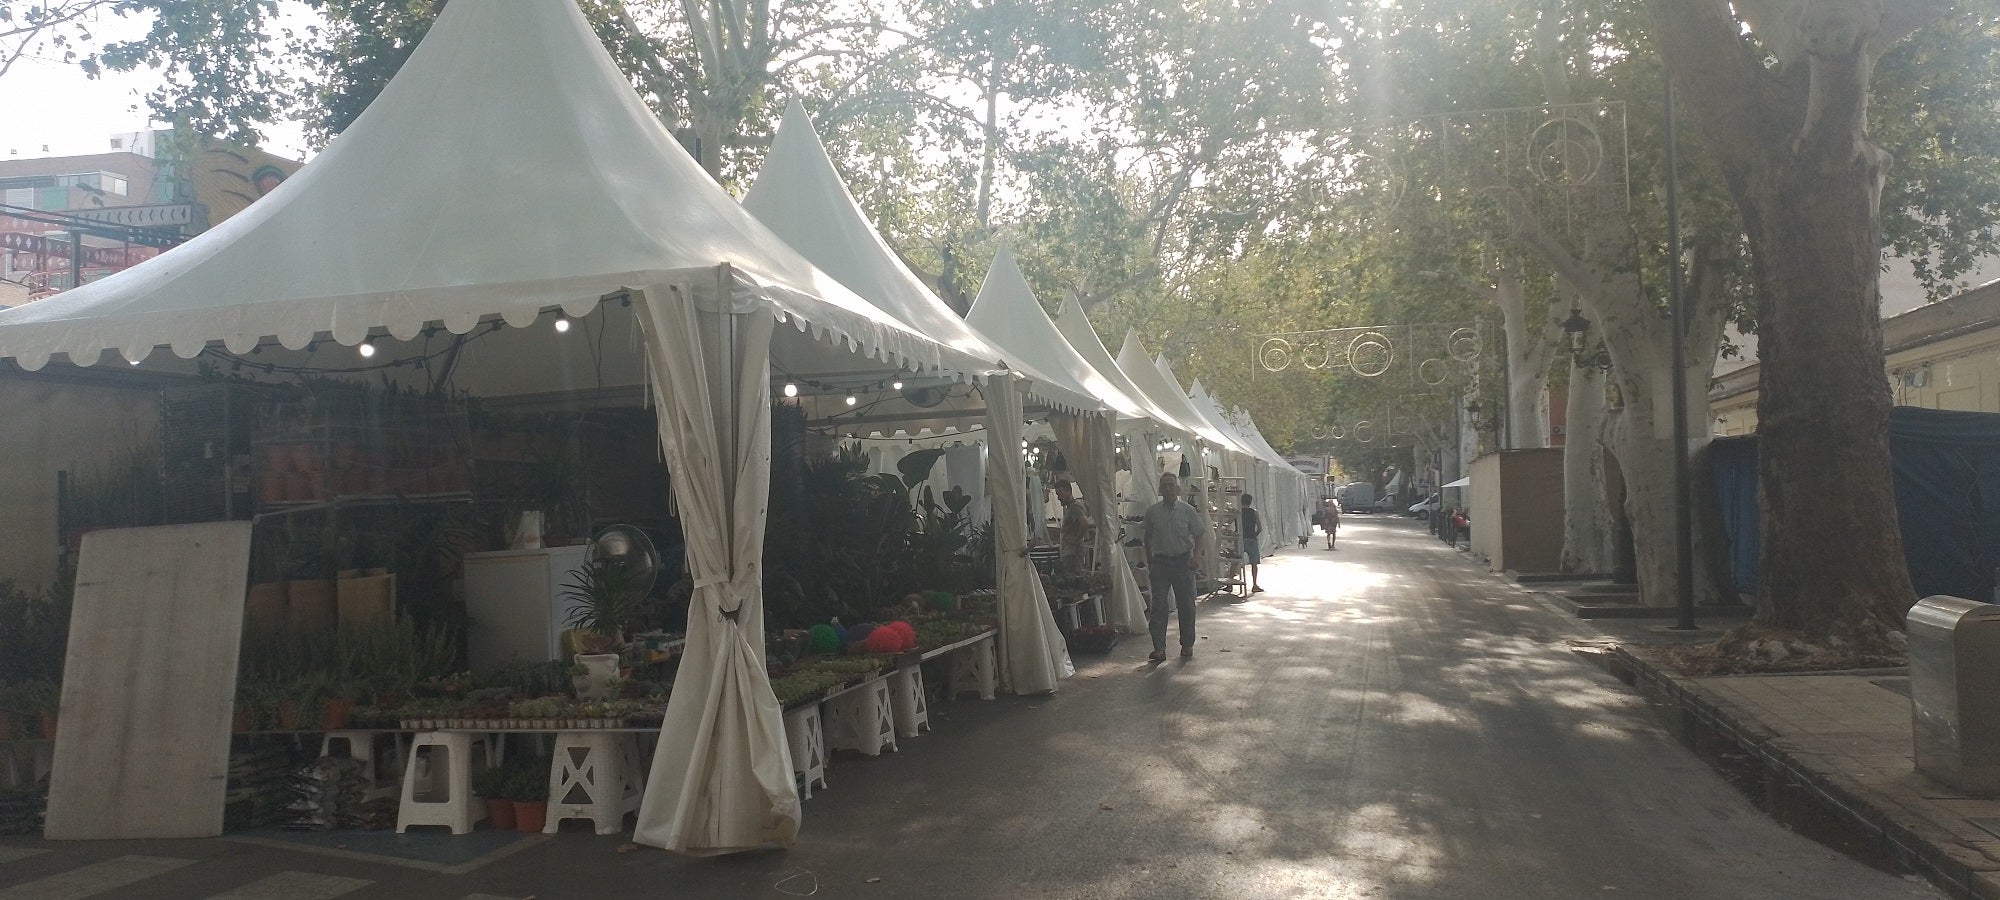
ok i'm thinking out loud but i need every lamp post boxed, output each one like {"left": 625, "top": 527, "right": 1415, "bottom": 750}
{"left": 1665, "top": 79, "right": 1697, "bottom": 631}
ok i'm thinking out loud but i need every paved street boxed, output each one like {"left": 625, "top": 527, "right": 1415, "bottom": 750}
{"left": 0, "top": 515, "right": 1940, "bottom": 899}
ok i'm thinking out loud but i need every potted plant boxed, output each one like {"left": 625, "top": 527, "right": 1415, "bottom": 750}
{"left": 472, "top": 764, "right": 515, "bottom": 830}
{"left": 506, "top": 755, "right": 551, "bottom": 833}
{"left": 563, "top": 562, "right": 645, "bottom": 699}
{"left": 320, "top": 678, "right": 359, "bottom": 731}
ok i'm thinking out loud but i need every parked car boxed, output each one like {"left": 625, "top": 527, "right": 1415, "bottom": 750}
{"left": 1338, "top": 481, "right": 1377, "bottom": 513}
{"left": 1409, "top": 493, "right": 1441, "bottom": 520}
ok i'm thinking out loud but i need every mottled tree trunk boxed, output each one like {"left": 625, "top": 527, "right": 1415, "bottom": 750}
{"left": 1648, "top": 1, "right": 1930, "bottom": 643}
{"left": 1560, "top": 354, "right": 1614, "bottom": 574}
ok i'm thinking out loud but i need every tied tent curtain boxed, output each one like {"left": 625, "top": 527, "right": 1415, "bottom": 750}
{"left": 985, "top": 374, "right": 1074, "bottom": 694}
{"left": 1050, "top": 412, "right": 1145, "bottom": 632}
{"left": 631, "top": 283, "right": 800, "bottom": 855}
{"left": 1126, "top": 429, "right": 1161, "bottom": 517}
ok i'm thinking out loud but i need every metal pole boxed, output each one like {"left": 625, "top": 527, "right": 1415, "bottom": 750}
{"left": 1665, "top": 79, "right": 1698, "bottom": 630}
{"left": 68, "top": 229, "right": 82, "bottom": 291}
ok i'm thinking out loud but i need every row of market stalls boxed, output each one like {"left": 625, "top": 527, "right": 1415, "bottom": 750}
{"left": 0, "top": 0, "right": 1308, "bottom": 854}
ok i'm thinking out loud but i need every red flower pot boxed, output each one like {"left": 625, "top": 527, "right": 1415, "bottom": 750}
{"left": 513, "top": 800, "right": 547, "bottom": 833}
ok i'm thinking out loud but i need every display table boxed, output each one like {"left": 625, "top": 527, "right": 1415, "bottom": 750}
{"left": 394, "top": 727, "right": 655, "bottom": 835}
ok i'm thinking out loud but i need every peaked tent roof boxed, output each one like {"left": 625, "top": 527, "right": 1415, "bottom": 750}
{"left": 0, "top": 0, "right": 971, "bottom": 379}
{"left": 1114, "top": 331, "right": 1241, "bottom": 451}
{"left": 1050, "top": 293, "right": 1197, "bottom": 437}
{"left": 741, "top": 102, "right": 1093, "bottom": 413}
{"left": 964, "top": 248, "right": 1148, "bottom": 420}
{"left": 1224, "top": 405, "right": 1296, "bottom": 470}
{"left": 1189, "top": 381, "right": 1284, "bottom": 468}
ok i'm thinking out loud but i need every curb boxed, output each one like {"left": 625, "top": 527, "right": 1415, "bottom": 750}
{"left": 1546, "top": 593, "right": 1756, "bottom": 620}
{"left": 1608, "top": 646, "right": 2000, "bottom": 900}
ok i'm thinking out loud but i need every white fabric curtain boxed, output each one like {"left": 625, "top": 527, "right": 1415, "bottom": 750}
{"left": 1124, "top": 428, "right": 1160, "bottom": 516}
{"left": 945, "top": 444, "right": 988, "bottom": 530}
{"left": 1089, "top": 414, "right": 1147, "bottom": 630}
{"left": 984, "top": 375, "right": 1073, "bottom": 694}
{"left": 1052, "top": 413, "right": 1145, "bottom": 632}
{"left": 631, "top": 284, "right": 800, "bottom": 855}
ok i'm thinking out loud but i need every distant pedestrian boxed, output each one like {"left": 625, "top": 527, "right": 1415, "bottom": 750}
{"left": 1321, "top": 497, "right": 1341, "bottom": 550}
{"left": 1239, "top": 493, "right": 1264, "bottom": 593}
{"left": 1054, "top": 480, "right": 1091, "bottom": 572}
{"left": 1142, "top": 472, "right": 1208, "bottom": 661}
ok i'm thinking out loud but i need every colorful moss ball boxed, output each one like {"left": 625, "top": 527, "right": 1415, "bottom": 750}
{"left": 924, "top": 590, "right": 957, "bottom": 612}
{"left": 864, "top": 627, "right": 905, "bottom": 654}
{"left": 902, "top": 592, "right": 926, "bottom": 609}
{"left": 806, "top": 624, "right": 841, "bottom": 654}
{"left": 846, "top": 623, "right": 877, "bottom": 644}
{"left": 884, "top": 621, "right": 917, "bottom": 650}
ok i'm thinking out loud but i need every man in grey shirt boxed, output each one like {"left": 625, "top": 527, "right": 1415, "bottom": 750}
{"left": 1141, "top": 471, "right": 1209, "bottom": 661}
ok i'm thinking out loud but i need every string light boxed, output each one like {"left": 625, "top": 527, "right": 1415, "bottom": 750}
{"left": 357, "top": 338, "right": 377, "bottom": 358}
{"left": 845, "top": 395, "right": 858, "bottom": 406}
{"left": 891, "top": 380, "right": 904, "bottom": 391}
{"left": 553, "top": 315, "right": 571, "bottom": 333}
{"left": 783, "top": 383, "right": 799, "bottom": 398}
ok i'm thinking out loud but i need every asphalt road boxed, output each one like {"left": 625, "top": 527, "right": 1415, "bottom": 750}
{"left": 0, "top": 515, "right": 1941, "bottom": 899}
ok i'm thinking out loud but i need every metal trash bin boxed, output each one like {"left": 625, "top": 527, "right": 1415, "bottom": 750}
{"left": 1910, "top": 595, "right": 2000, "bottom": 793}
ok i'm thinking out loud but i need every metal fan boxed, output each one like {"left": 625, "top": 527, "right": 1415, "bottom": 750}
{"left": 900, "top": 383, "right": 948, "bottom": 408}
{"left": 589, "top": 524, "right": 661, "bottom": 598}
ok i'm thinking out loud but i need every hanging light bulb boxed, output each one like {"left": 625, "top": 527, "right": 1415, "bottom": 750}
{"left": 891, "top": 380, "right": 904, "bottom": 391}
{"left": 553, "top": 315, "right": 571, "bottom": 333}
{"left": 845, "top": 394, "right": 858, "bottom": 406}
{"left": 358, "top": 338, "right": 377, "bottom": 358}
{"left": 783, "top": 382, "right": 799, "bottom": 398}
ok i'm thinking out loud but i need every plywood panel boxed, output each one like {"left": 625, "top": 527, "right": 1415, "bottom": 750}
{"left": 43, "top": 522, "right": 254, "bottom": 840}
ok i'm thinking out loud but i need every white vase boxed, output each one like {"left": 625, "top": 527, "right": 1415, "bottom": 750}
{"left": 573, "top": 653, "right": 620, "bottom": 700}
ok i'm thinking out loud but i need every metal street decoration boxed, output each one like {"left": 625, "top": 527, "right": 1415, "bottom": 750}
{"left": 1254, "top": 322, "right": 1483, "bottom": 387}
{"left": 1306, "top": 399, "right": 1440, "bottom": 445}
{"left": 1356, "top": 101, "right": 1631, "bottom": 250}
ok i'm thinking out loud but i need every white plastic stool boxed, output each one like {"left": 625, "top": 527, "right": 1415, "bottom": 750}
{"left": 396, "top": 732, "right": 495, "bottom": 834}
{"left": 949, "top": 635, "right": 998, "bottom": 700}
{"left": 320, "top": 730, "right": 405, "bottom": 802}
{"left": 888, "top": 666, "right": 930, "bottom": 739}
{"left": 544, "top": 732, "right": 645, "bottom": 835}
{"left": 823, "top": 676, "right": 897, "bottom": 756}
{"left": 782, "top": 705, "right": 828, "bottom": 799}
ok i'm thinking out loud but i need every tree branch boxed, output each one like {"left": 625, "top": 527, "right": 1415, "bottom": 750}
{"left": 1645, "top": 0, "right": 1782, "bottom": 170}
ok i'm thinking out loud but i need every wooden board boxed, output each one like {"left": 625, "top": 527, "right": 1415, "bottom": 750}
{"left": 43, "top": 522, "right": 254, "bottom": 840}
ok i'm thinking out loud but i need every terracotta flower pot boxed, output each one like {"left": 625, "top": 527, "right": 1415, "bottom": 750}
{"left": 320, "top": 698, "right": 355, "bottom": 731}
{"left": 513, "top": 800, "right": 548, "bottom": 833}
{"left": 486, "top": 798, "right": 516, "bottom": 831}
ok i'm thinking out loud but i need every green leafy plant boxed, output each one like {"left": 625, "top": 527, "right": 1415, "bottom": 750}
{"left": 561, "top": 559, "right": 649, "bottom": 644}
{"left": 504, "top": 755, "right": 551, "bottom": 802}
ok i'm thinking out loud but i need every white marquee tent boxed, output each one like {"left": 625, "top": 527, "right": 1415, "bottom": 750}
{"left": 965, "top": 247, "right": 1154, "bottom": 633}
{"left": 0, "top": 0, "right": 1005, "bottom": 855}
{"left": 741, "top": 104, "right": 1075, "bottom": 693}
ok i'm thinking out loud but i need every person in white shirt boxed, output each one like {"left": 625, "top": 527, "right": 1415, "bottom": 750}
{"left": 1141, "top": 472, "right": 1209, "bottom": 661}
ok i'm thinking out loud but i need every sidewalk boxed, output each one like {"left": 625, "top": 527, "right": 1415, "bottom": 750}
{"left": 1526, "top": 578, "right": 2000, "bottom": 899}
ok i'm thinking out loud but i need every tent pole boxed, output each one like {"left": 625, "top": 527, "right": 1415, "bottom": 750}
{"left": 717, "top": 264, "right": 739, "bottom": 577}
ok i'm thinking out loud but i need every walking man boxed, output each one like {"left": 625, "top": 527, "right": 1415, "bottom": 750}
{"left": 1240, "top": 493, "right": 1264, "bottom": 593}
{"left": 1142, "top": 471, "right": 1208, "bottom": 661}
{"left": 1322, "top": 496, "right": 1341, "bottom": 550}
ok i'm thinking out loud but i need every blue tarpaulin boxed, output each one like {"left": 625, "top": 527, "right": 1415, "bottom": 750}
{"left": 1709, "top": 406, "right": 2000, "bottom": 600}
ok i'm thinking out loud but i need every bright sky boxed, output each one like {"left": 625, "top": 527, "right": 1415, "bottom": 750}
{"left": 0, "top": 7, "right": 310, "bottom": 163}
